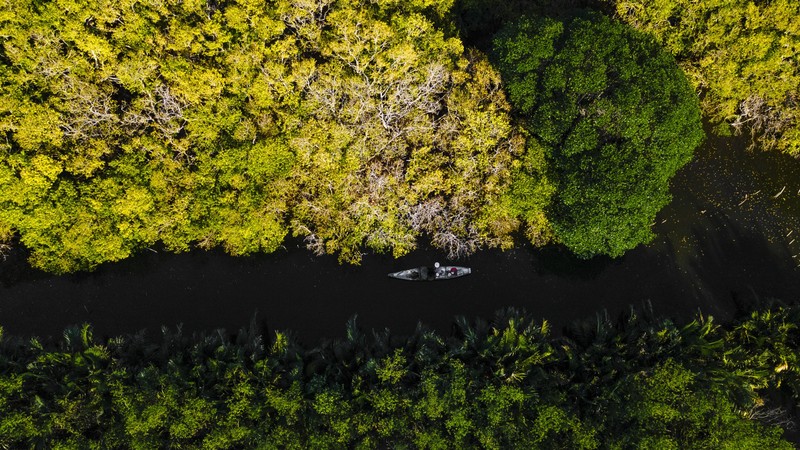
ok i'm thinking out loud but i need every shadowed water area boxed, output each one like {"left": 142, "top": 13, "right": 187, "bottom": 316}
{"left": 1, "top": 131, "right": 799, "bottom": 345}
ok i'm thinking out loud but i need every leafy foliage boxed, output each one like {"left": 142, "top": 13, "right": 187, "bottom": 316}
{"left": 1, "top": 306, "right": 797, "bottom": 448}
{"left": 493, "top": 13, "right": 703, "bottom": 257}
{"left": 614, "top": 0, "right": 800, "bottom": 155}
{"left": 0, "top": 0, "right": 535, "bottom": 272}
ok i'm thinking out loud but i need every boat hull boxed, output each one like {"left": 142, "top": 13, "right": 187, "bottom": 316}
{"left": 388, "top": 266, "right": 471, "bottom": 281}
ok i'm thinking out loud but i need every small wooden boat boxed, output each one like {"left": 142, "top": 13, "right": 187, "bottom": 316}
{"left": 388, "top": 262, "right": 471, "bottom": 281}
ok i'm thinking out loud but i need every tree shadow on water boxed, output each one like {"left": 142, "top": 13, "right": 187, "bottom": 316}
{"left": 670, "top": 207, "right": 800, "bottom": 319}
{"left": 531, "top": 244, "right": 620, "bottom": 280}
{"left": 0, "top": 240, "right": 47, "bottom": 287}
{"left": 448, "top": 0, "right": 613, "bottom": 51}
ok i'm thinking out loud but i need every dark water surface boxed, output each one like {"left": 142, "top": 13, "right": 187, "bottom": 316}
{"left": 1, "top": 133, "right": 800, "bottom": 345}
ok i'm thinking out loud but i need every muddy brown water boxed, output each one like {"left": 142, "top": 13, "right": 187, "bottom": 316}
{"left": 1, "top": 131, "right": 799, "bottom": 346}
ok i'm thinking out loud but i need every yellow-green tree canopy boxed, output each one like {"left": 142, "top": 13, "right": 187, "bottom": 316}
{"left": 0, "top": 0, "right": 541, "bottom": 272}
{"left": 615, "top": 0, "right": 800, "bottom": 155}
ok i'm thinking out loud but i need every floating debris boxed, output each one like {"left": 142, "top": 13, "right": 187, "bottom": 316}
{"left": 737, "top": 195, "right": 749, "bottom": 206}
{"left": 788, "top": 230, "right": 794, "bottom": 237}
{"left": 773, "top": 186, "right": 786, "bottom": 198}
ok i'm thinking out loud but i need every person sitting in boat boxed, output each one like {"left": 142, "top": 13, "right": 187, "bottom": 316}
{"left": 434, "top": 262, "right": 444, "bottom": 278}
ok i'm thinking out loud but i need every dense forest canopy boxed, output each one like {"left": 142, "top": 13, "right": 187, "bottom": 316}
{"left": 614, "top": 0, "right": 800, "bottom": 155}
{"left": 493, "top": 13, "right": 702, "bottom": 258}
{"left": 0, "top": 0, "right": 547, "bottom": 272}
{"left": 4, "top": 0, "right": 788, "bottom": 269}
{"left": 1, "top": 305, "right": 798, "bottom": 448}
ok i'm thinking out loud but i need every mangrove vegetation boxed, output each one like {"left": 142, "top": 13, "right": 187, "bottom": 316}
{"left": 493, "top": 12, "right": 702, "bottom": 257}
{"left": 614, "top": 0, "right": 800, "bottom": 155}
{"left": 1, "top": 304, "right": 798, "bottom": 448}
{"left": 0, "top": 0, "right": 534, "bottom": 271}
{"left": 1, "top": 0, "right": 799, "bottom": 446}
{"left": 0, "top": 0, "right": 715, "bottom": 271}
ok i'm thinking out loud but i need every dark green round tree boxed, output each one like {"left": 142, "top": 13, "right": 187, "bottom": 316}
{"left": 494, "top": 13, "right": 703, "bottom": 258}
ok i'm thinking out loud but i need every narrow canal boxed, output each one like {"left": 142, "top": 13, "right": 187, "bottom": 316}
{"left": 1, "top": 131, "right": 799, "bottom": 345}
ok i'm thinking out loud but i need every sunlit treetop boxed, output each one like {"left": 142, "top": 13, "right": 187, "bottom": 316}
{"left": 616, "top": 0, "right": 800, "bottom": 155}
{"left": 0, "top": 0, "right": 534, "bottom": 271}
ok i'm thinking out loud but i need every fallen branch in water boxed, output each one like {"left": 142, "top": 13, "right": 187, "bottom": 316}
{"left": 738, "top": 195, "right": 749, "bottom": 206}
